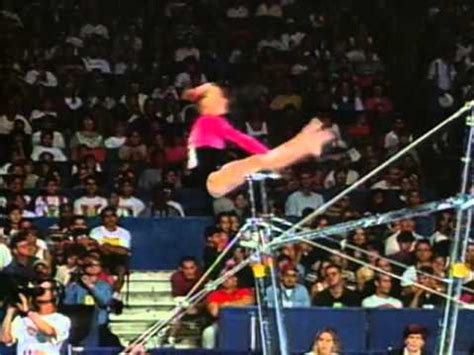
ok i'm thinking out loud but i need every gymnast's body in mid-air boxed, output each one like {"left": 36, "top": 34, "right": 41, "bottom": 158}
{"left": 184, "top": 83, "right": 333, "bottom": 198}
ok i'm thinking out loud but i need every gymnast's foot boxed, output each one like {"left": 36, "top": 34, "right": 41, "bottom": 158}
{"left": 297, "top": 119, "right": 334, "bottom": 157}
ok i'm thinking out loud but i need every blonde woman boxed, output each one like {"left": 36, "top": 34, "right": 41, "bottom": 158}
{"left": 305, "top": 328, "right": 342, "bottom": 355}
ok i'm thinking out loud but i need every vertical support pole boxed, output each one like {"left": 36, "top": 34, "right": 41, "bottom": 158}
{"left": 438, "top": 103, "right": 474, "bottom": 355}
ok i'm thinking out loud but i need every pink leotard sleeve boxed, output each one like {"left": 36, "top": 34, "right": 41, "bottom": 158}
{"left": 189, "top": 115, "right": 269, "bottom": 154}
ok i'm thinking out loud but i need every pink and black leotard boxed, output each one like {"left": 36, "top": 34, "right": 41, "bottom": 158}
{"left": 188, "top": 114, "right": 269, "bottom": 186}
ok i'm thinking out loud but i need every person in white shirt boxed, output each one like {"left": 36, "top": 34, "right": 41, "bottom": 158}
{"left": 35, "top": 178, "right": 69, "bottom": 217}
{"left": 384, "top": 118, "right": 413, "bottom": 155}
{"left": 362, "top": 273, "right": 403, "bottom": 308}
{"left": 32, "top": 126, "right": 65, "bottom": 149}
{"left": 25, "top": 67, "right": 58, "bottom": 87}
{"left": 90, "top": 207, "right": 131, "bottom": 294}
{"left": 427, "top": 51, "right": 457, "bottom": 91}
{"left": 371, "top": 166, "right": 403, "bottom": 190}
{"left": 80, "top": 18, "right": 109, "bottom": 39}
{"left": 0, "top": 240, "right": 12, "bottom": 270}
{"left": 285, "top": 172, "right": 325, "bottom": 217}
{"left": 385, "top": 219, "right": 423, "bottom": 256}
{"left": 174, "top": 36, "right": 200, "bottom": 63}
{"left": 116, "top": 180, "right": 145, "bottom": 217}
{"left": 0, "top": 280, "right": 71, "bottom": 355}
{"left": 31, "top": 131, "right": 67, "bottom": 162}
{"left": 255, "top": 0, "right": 283, "bottom": 18}
{"left": 0, "top": 110, "right": 31, "bottom": 135}
{"left": 90, "top": 207, "right": 131, "bottom": 250}
{"left": 226, "top": 0, "right": 250, "bottom": 19}
{"left": 73, "top": 176, "right": 108, "bottom": 217}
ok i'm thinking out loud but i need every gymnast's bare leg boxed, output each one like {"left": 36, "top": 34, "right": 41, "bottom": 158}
{"left": 207, "top": 121, "right": 333, "bottom": 198}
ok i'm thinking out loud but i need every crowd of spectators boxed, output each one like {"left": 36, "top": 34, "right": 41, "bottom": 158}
{"left": 0, "top": 0, "right": 473, "bottom": 352}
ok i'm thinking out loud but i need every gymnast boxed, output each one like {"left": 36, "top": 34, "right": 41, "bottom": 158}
{"left": 184, "top": 83, "right": 333, "bottom": 198}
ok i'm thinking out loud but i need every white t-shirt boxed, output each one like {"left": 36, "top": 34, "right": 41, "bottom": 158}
{"left": 11, "top": 312, "right": 70, "bottom": 355}
{"left": 31, "top": 146, "right": 67, "bottom": 162}
{"left": 32, "top": 131, "right": 65, "bottom": 149}
{"left": 73, "top": 196, "right": 108, "bottom": 217}
{"left": 285, "top": 191, "right": 324, "bottom": 217}
{"left": 362, "top": 294, "right": 403, "bottom": 308}
{"left": 0, "top": 243, "right": 12, "bottom": 270}
{"left": 90, "top": 225, "right": 131, "bottom": 249}
{"left": 24, "top": 70, "right": 58, "bottom": 87}
{"left": 0, "top": 114, "right": 32, "bottom": 135}
{"left": 117, "top": 196, "right": 145, "bottom": 217}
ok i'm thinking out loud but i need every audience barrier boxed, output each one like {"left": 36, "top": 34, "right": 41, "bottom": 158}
{"left": 34, "top": 217, "right": 213, "bottom": 270}
{"left": 219, "top": 307, "right": 474, "bottom": 354}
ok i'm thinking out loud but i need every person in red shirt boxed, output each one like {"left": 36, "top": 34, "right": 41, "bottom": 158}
{"left": 202, "top": 273, "right": 254, "bottom": 348}
{"left": 169, "top": 257, "right": 204, "bottom": 344}
{"left": 171, "top": 256, "right": 203, "bottom": 297}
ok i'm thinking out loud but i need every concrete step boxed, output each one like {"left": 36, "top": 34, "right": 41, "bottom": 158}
{"left": 110, "top": 308, "right": 176, "bottom": 322}
{"left": 128, "top": 271, "right": 173, "bottom": 281}
{"left": 124, "top": 281, "right": 172, "bottom": 293}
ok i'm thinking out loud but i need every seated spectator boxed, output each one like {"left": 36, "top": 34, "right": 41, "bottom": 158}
{"left": 171, "top": 256, "right": 203, "bottom": 297}
{"left": 0, "top": 236, "right": 12, "bottom": 270}
{"left": 331, "top": 81, "right": 364, "bottom": 122}
{"left": 0, "top": 101, "right": 31, "bottom": 136}
{"left": 148, "top": 185, "right": 185, "bottom": 217}
{"left": 104, "top": 121, "right": 128, "bottom": 150}
{"left": 34, "top": 178, "right": 68, "bottom": 217}
{"left": 355, "top": 243, "right": 382, "bottom": 291}
{"left": 388, "top": 231, "right": 417, "bottom": 268}
{"left": 304, "top": 327, "right": 341, "bottom": 355}
{"left": 265, "top": 264, "right": 311, "bottom": 307}
{"left": 70, "top": 116, "right": 105, "bottom": 162}
{"left": 55, "top": 246, "right": 80, "bottom": 286}
{"left": 202, "top": 273, "right": 254, "bottom": 349}
{"left": 118, "top": 130, "right": 148, "bottom": 162}
{"left": 174, "top": 35, "right": 200, "bottom": 63}
{"left": 7, "top": 195, "right": 36, "bottom": 218}
{"left": 371, "top": 166, "right": 403, "bottom": 190}
{"left": 388, "top": 324, "right": 429, "bottom": 355}
{"left": 32, "top": 121, "right": 65, "bottom": 149}
{"left": 0, "top": 205, "right": 24, "bottom": 240}
{"left": 401, "top": 240, "right": 434, "bottom": 291}
{"left": 174, "top": 58, "right": 208, "bottom": 90}
{"left": 362, "top": 273, "right": 403, "bottom": 308}
{"left": 384, "top": 118, "right": 413, "bottom": 156}
{"left": 24, "top": 60, "right": 58, "bottom": 88}
{"left": 313, "top": 264, "right": 360, "bottom": 307}
{"left": 255, "top": 0, "right": 283, "bottom": 18}
{"left": 324, "top": 161, "right": 359, "bottom": 189}
{"left": 24, "top": 227, "right": 49, "bottom": 262}
{"left": 0, "top": 175, "right": 31, "bottom": 212}
{"left": 405, "top": 266, "right": 445, "bottom": 308}
{"left": 203, "top": 227, "right": 230, "bottom": 279}
{"left": 364, "top": 84, "right": 394, "bottom": 121}
{"left": 0, "top": 279, "right": 71, "bottom": 355}
{"left": 64, "top": 257, "right": 115, "bottom": 346}
{"left": 232, "top": 191, "right": 250, "bottom": 220}
{"left": 90, "top": 207, "right": 131, "bottom": 297}
{"left": 80, "top": 16, "right": 109, "bottom": 39}
{"left": 385, "top": 219, "right": 423, "bottom": 256}
{"left": 31, "top": 131, "right": 67, "bottom": 162}
{"left": 3, "top": 234, "right": 38, "bottom": 283}
{"left": 430, "top": 211, "right": 454, "bottom": 244}
{"left": 226, "top": 0, "right": 250, "bottom": 19}
{"left": 269, "top": 78, "right": 302, "bottom": 111}
{"left": 73, "top": 176, "right": 108, "bottom": 217}
{"left": 285, "top": 171, "right": 324, "bottom": 217}
{"left": 116, "top": 180, "right": 145, "bottom": 217}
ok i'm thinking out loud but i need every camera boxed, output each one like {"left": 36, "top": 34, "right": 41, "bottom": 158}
{"left": 0, "top": 272, "right": 50, "bottom": 307}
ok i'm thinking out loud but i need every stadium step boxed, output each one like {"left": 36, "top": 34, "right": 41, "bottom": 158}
{"left": 110, "top": 271, "right": 202, "bottom": 350}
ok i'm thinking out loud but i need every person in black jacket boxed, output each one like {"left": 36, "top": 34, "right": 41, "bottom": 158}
{"left": 389, "top": 324, "right": 429, "bottom": 355}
